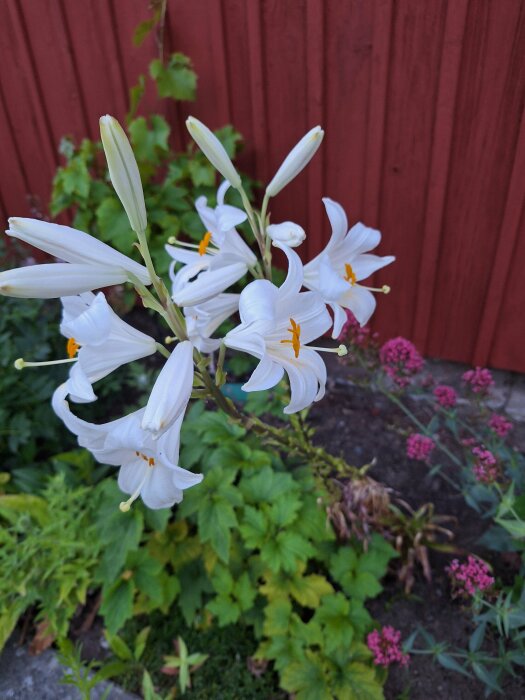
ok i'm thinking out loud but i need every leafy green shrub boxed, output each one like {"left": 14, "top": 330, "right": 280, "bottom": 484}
{"left": 94, "top": 403, "right": 396, "bottom": 699}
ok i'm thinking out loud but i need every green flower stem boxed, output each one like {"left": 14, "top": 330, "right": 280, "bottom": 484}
{"left": 377, "top": 378, "right": 465, "bottom": 471}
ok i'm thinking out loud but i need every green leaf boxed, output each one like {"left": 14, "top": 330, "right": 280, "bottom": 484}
{"left": 333, "top": 660, "right": 384, "bottom": 700}
{"left": 129, "top": 115, "right": 170, "bottom": 166}
{"left": 104, "top": 632, "right": 133, "bottom": 661}
{"left": 263, "top": 599, "right": 292, "bottom": 637}
{"left": 100, "top": 579, "right": 134, "bottom": 634}
{"left": 0, "top": 494, "right": 50, "bottom": 527}
{"left": 281, "top": 651, "right": 332, "bottom": 700}
{"left": 198, "top": 497, "right": 237, "bottom": 562}
{"left": 95, "top": 198, "right": 134, "bottom": 255}
{"left": 188, "top": 159, "right": 216, "bottom": 187}
{"left": 149, "top": 53, "right": 197, "bottom": 101}
{"left": 469, "top": 623, "right": 487, "bottom": 653}
{"left": 239, "top": 506, "right": 268, "bottom": 548}
{"left": 261, "top": 531, "right": 315, "bottom": 573}
{"left": 313, "top": 593, "right": 353, "bottom": 654}
{"left": 290, "top": 574, "right": 334, "bottom": 608}
{"left": 206, "top": 594, "right": 241, "bottom": 626}
{"left": 128, "top": 74, "right": 146, "bottom": 122}
{"left": 133, "top": 17, "right": 157, "bottom": 46}
{"left": 134, "top": 626, "right": 151, "bottom": 661}
{"left": 437, "top": 653, "right": 472, "bottom": 678}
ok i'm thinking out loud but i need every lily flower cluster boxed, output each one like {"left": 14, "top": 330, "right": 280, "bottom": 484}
{"left": 0, "top": 114, "right": 394, "bottom": 510}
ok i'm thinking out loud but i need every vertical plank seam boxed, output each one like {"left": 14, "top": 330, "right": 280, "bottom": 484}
{"left": 306, "top": 0, "right": 325, "bottom": 261}
{"left": 57, "top": 0, "right": 91, "bottom": 137}
{"left": 13, "top": 1, "right": 58, "bottom": 169}
{"left": 473, "top": 101, "right": 525, "bottom": 365}
{"left": 411, "top": 0, "right": 469, "bottom": 352}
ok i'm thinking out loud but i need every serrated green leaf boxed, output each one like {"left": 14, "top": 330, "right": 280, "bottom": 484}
{"left": 290, "top": 574, "right": 334, "bottom": 608}
{"left": 206, "top": 594, "right": 240, "bottom": 626}
{"left": 198, "top": 497, "right": 237, "bottom": 562}
{"left": 313, "top": 593, "right": 353, "bottom": 654}
{"left": 281, "top": 651, "right": 332, "bottom": 700}
{"left": 100, "top": 579, "right": 134, "bottom": 634}
{"left": 150, "top": 53, "right": 197, "bottom": 101}
{"left": 263, "top": 599, "right": 292, "bottom": 636}
{"left": 96, "top": 198, "right": 134, "bottom": 254}
{"left": 239, "top": 506, "right": 268, "bottom": 548}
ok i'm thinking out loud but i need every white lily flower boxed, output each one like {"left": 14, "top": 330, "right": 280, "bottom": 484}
{"left": 100, "top": 115, "right": 147, "bottom": 234}
{"left": 1, "top": 218, "right": 151, "bottom": 299}
{"left": 186, "top": 116, "right": 241, "bottom": 188}
{"left": 184, "top": 293, "right": 240, "bottom": 353}
{"left": 166, "top": 181, "right": 256, "bottom": 307}
{"left": 266, "top": 126, "right": 324, "bottom": 197}
{"left": 267, "top": 222, "right": 306, "bottom": 248}
{"left": 303, "top": 198, "right": 395, "bottom": 338}
{"left": 52, "top": 384, "right": 202, "bottom": 510}
{"left": 141, "top": 340, "right": 194, "bottom": 438}
{"left": 60, "top": 292, "right": 157, "bottom": 402}
{"left": 224, "top": 244, "right": 333, "bottom": 414}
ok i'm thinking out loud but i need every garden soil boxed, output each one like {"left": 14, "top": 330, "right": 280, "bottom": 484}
{"left": 310, "top": 356, "right": 525, "bottom": 700}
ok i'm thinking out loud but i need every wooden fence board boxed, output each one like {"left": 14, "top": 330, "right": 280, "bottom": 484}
{"left": 0, "top": 0, "right": 524, "bottom": 371}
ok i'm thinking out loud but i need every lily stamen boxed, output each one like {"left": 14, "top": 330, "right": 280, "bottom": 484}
{"left": 67, "top": 337, "right": 80, "bottom": 358}
{"left": 167, "top": 235, "right": 217, "bottom": 256}
{"left": 307, "top": 344, "right": 348, "bottom": 357}
{"left": 120, "top": 456, "right": 155, "bottom": 512}
{"left": 198, "top": 231, "right": 213, "bottom": 256}
{"left": 14, "top": 357, "right": 78, "bottom": 370}
{"left": 344, "top": 263, "right": 357, "bottom": 286}
{"left": 280, "top": 318, "right": 301, "bottom": 358}
{"left": 361, "top": 284, "right": 391, "bottom": 294}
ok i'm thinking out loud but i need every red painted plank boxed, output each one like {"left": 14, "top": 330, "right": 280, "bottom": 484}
{"left": 373, "top": 0, "right": 447, "bottom": 341}
{"left": 426, "top": 0, "right": 524, "bottom": 363}
{"left": 412, "top": 0, "right": 468, "bottom": 351}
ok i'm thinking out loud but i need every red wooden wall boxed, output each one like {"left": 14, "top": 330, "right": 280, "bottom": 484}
{"left": 1, "top": 0, "right": 524, "bottom": 371}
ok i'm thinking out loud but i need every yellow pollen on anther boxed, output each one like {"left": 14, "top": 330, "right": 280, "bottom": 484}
{"left": 148, "top": 457, "right": 155, "bottom": 467}
{"left": 67, "top": 337, "right": 80, "bottom": 358}
{"left": 198, "top": 231, "right": 212, "bottom": 256}
{"left": 344, "top": 263, "right": 357, "bottom": 286}
{"left": 280, "top": 317, "right": 301, "bottom": 358}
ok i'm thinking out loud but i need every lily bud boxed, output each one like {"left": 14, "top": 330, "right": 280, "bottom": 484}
{"left": 267, "top": 222, "right": 306, "bottom": 248}
{"left": 186, "top": 116, "right": 241, "bottom": 189}
{"left": 99, "top": 115, "right": 147, "bottom": 234}
{"left": 266, "top": 126, "right": 324, "bottom": 197}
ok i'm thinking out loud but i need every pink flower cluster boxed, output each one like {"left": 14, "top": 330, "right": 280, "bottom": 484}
{"left": 489, "top": 413, "right": 513, "bottom": 438}
{"left": 471, "top": 446, "right": 499, "bottom": 484}
{"left": 462, "top": 367, "right": 494, "bottom": 396}
{"left": 433, "top": 384, "right": 457, "bottom": 409}
{"left": 367, "top": 626, "right": 409, "bottom": 668}
{"left": 406, "top": 433, "right": 435, "bottom": 462}
{"left": 380, "top": 337, "right": 424, "bottom": 387}
{"left": 338, "top": 310, "right": 378, "bottom": 349}
{"left": 446, "top": 556, "right": 494, "bottom": 597}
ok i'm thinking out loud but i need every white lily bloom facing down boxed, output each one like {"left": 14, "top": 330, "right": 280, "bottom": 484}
{"left": 186, "top": 117, "right": 241, "bottom": 189}
{"left": 266, "top": 126, "right": 324, "bottom": 197}
{"left": 184, "top": 293, "right": 240, "bottom": 353}
{"left": 60, "top": 292, "right": 157, "bottom": 402}
{"left": 303, "top": 198, "right": 395, "bottom": 338}
{"left": 141, "top": 340, "right": 194, "bottom": 438}
{"left": 166, "top": 181, "right": 256, "bottom": 307}
{"left": 1, "top": 218, "right": 150, "bottom": 299}
{"left": 100, "top": 115, "right": 147, "bottom": 234}
{"left": 52, "top": 384, "right": 202, "bottom": 510}
{"left": 224, "top": 244, "right": 332, "bottom": 414}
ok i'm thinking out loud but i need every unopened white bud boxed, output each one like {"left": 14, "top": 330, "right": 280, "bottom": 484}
{"left": 266, "top": 126, "right": 324, "bottom": 197}
{"left": 186, "top": 117, "right": 241, "bottom": 189}
{"left": 100, "top": 115, "right": 147, "bottom": 234}
{"left": 267, "top": 222, "right": 306, "bottom": 248}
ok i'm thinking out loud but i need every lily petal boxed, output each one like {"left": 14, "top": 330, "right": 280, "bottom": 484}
{"left": 141, "top": 341, "right": 194, "bottom": 438}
